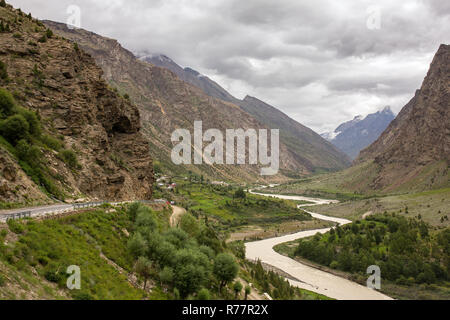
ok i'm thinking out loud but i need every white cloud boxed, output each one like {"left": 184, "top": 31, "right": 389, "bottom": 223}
{"left": 8, "top": 0, "right": 449, "bottom": 133}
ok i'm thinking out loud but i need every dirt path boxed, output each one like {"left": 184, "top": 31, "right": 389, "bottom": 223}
{"left": 245, "top": 190, "right": 393, "bottom": 300}
{"left": 170, "top": 206, "right": 187, "bottom": 227}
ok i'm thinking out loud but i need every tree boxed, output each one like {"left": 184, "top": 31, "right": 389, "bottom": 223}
{"left": 0, "top": 0, "right": 6, "bottom": 8}
{"left": 245, "top": 285, "right": 251, "bottom": 300}
{"left": 213, "top": 253, "right": 238, "bottom": 291}
{"left": 127, "top": 202, "right": 141, "bottom": 221}
{"left": 234, "top": 188, "right": 246, "bottom": 200}
{"left": 135, "top": 208, "right": 157, "bottom": 232}
{"left": 0, "top": 114, "right": 29, "bottom": 144}
{"left": 135, "top": 256, "right": 152, "bottom": 290}
{"left": 127, "top": 233, "right": 147, "bottom": 259}
{"left": 233, "top": 281, "right": 243, "bottom": 299}
{"left": 180, "top": 214, "right": 200, "bottom": 238}
{"left": 173, "top": 249, "right": 211, "bottom": 297}
{"left": 197, "top": 288, "right": 211, "bottom": 300}
{"left": 159, "top": 266, "right": 174, "bottom": 286}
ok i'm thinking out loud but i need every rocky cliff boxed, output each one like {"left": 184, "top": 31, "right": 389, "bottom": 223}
{"left": 0, "top": 4, "right": 153, "bottom": 204}
{"left": 356, "top": 44, "right": 449, "bottom": 191}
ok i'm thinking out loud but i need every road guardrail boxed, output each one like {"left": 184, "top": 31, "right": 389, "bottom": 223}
{"left": 0, "top": 199, "right": 166, "bottom": 223}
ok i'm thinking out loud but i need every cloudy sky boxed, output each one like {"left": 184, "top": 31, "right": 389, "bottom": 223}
{"left": 8, "top": 0, "right": 449, "bottom": 133}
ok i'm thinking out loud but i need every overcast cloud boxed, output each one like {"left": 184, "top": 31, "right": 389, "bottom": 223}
{"left": 8, "top": 0, "right": 449, "bottom": 133}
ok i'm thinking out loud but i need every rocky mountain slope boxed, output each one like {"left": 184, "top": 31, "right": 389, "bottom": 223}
{"left": 141, "top": 54, "right": 351, "bottom": 173}
{"left": 140, "top": 54, "right": 237, "bottom": 103}
{"left": 45, "top": 21, "right": 349, "bottom": 182}
{"left": 0, "top": 4, "right": 153, "bottom": 205}
{"left": 355, "top": 44, "right": 449, "bottom": 192}
{"left": 321, "top": 107, "right": 395, "bottom": 159}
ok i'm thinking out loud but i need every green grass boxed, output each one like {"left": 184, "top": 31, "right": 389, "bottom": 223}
{"left": 0, "top": 207, "right": 147, "bottom": 299}
{"left": 170, "top": 182, "right": 312, "bottom": 235}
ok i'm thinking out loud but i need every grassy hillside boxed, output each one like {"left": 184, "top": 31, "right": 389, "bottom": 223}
{"left": 0, "top": 201, "right": 328, "bottom": 300}
{"left": 264, "top": 159, "right": 449, "bottom": 199}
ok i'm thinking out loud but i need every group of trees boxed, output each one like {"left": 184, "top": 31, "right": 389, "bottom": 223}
{"left": 294, "top": 214, "right": 450, "bottom": 285}
{"left": 127, "top": 203, "right": 240, "bottom": 299}
{"left": 248, "top": 260, "right": 299, "bottom": 300}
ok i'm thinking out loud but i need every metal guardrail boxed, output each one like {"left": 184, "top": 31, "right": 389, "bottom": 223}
{"left": 3, "top": 211, "right": 32, "bottom": 222}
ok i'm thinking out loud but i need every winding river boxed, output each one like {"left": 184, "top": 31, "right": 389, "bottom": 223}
{"left": 245, "top": 190, "right": 393, "bottom": 300}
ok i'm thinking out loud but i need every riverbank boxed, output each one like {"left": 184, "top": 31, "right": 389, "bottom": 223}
{"left": 245, "top": 190, "right": 393, "bottom": 300}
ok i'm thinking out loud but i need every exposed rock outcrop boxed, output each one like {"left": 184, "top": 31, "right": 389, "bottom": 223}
{"left": 0, "top": 5, "right": 153, "bottom": 203}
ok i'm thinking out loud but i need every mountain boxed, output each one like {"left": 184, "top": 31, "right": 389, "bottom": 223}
{"left": 44, "top": 21, "right": 312, "bottom": 183}
{"left": 0, "top": 5, "right": 153, "bottom": 205}
{"left": 321, "top": 107, "right": 396, "bottom": 159}
{"left": 141, "top": 54, "right": 351, "bottom": 173}
{"left": 355, "top": 44, "right": 450, "bottom": 192}
{"left": 44, "top": 21, "right": 350, "bottom": 182}
{"left": 140, "top": 54, "right": 236, "bottom": 103}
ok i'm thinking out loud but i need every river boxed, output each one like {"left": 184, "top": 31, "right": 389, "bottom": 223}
{"left": 245, "top": 190, "right": 393, "bottom": 300}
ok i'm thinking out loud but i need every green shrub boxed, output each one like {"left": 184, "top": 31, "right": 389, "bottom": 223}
{"left": 18, "top": 107, "right": 41, "bottom": 137}
{"left": 0, "top": 114, "right": 29, "bottom": 144}
{"left": 0, "top": 274, "right": 6, "bottom": 287}
{"left": 59, "top": 149, "right": 80, "bottom": 169}
{"left": 45, "top": 28, "right": 53, "bottom": 39}
{"left": 7, "top": 219, "right": 25, "bottom": 234}
{"left": 41, "top": 134, "right": 63, "bottom": 151}
{"left": 16, "top": 139, "right": 41, "bottom": 165}
{"left": 0, "top": 87, "right": 15, "bottom": 117}
{"left": 197, "top": 288, "right": 210, "bottom": 300}
{"left": 0, "top": 60, "right": 7, "bottom": 80}
{"left": 32, "top": 64, "right": 44, "bottom": 87}
{"left": 44, "top": 268, "right": 64, "bottom": 283}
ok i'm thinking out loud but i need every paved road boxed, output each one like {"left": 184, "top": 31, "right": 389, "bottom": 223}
{"left": 0, "top": 201, "right": 134, "bottom": 222}
{"left": 246, "top": 190, "right": 393, "bottom": 300}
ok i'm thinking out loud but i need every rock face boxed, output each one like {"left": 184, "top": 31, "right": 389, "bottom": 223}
{"left": 45, "top": 21, "right": 349, "bottom": 182}
{"left": 356, "top": 44, "right": 450, "bottom": 191}
{"left": 0, "top": 148, "right": 49, "bottom": 203}
{"left": 321, "top": 107, "right": 396, "bottom": 160}
{"left": 139, "top": 54, "right": 351, "bottom": 173}
{"left": 0, "top": 5, "right": 153, "bottom": 203}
